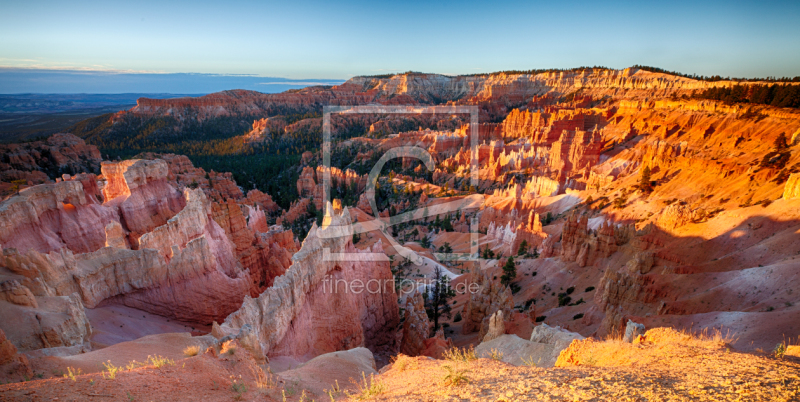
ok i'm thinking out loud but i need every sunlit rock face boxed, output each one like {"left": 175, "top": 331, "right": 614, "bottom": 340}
{"left": 783, "top": 173, "right": 800, "bottom": 199}
{"left": 101, "top": 159, "right": 186, "bottom": 247}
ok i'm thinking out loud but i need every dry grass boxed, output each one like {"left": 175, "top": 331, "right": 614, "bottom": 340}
{"left": 488, "top": 348, "right": 504, "bottom": 361}
{"left": 63, "top": 367, "right": 82, "bottom": 381}
{"left": 390, "top": 354, "right": 419, "bottom": 372}
{"left": 346, "top": 372, "right": 387, "bottom": 400}
{"left": 521, "top": 356, "right": 539, "bottom": 367}
{"left": 250, "top": 366, "right": 277, "bottom": 389}
{"left": 645, "top": 326, "right": 737, "bottom": 348}
{"left": 604, "top": 326, "right": 736, "bottom": 346}
{"left": 774, "top": 341, "right": 788, "bottom": 358}
{"left": 691, "top": 327, "right": 738, "bottom": 345}
{"left": 101, "top": 361, "right": 122, "bottom": 380}
{"left": 440, "top": 365, "right": 470, "bottom": 387}
{"left": 183, "top": 345, "right": 201, "bottom": 357}
{"left": 145, "top": 355, "right": 175, "bottom": 368}
{"left": 559, "top": 327, "right": 743, "bottom": 368}
{"left": 443, "top": 346, "right": 478, "bottom": 363}
{"left": 323, "top": 380, "right": 342, "bottom": 401}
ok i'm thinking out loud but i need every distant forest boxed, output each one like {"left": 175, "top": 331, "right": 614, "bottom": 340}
{"left": 463, "top": 66, "right": 611, "bottom": 77}
{"left": 693, "top": 83, "right": 800, "bottom": 109}
{"left": 68, "top": 111, "right": 324, "bottom": 209}
{"left": 364, "top": 66, "right": 800, "bottom": 83}
{"left": 632, "top": 65, "right": 800, "bottom": 83}
{"left": 67, "top": 109, "right": 413, "bottom": 209}
{"left": 364, "top": 67, "right": 612, "bottom": 79}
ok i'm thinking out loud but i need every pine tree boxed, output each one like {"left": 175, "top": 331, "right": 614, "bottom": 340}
{"left": 501, "top": 256, "right": 516, "bottom": 286}
{"left": 517, "top": 240, "right": 528, "bottom": 256}
{"left": 420, "top": 236, "right": 431, "bottom": 249}
{"left": 424, "top": 266, "right": 456, "bottom": 334}
{"left": 481, "top": 245, "right": 495, "bottom": 259}
{"left": 640, "top": 166, "right": 652, "bottom": 193}
{"left": 442, "top": 214, "right": 453, "bottom": 232}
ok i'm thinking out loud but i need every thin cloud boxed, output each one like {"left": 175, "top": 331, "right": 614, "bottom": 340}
{"left": 257, "top": 81, "right": 343, "bottom": 86}
{"left": 0, "top": 65, "right": 168, "bottom": 74}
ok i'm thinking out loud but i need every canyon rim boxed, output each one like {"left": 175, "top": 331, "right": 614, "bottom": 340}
{"left": 1, "top": 1, "right": 800, "bottom": 400}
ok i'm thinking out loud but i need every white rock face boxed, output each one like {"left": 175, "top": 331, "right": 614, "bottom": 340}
{"left": 530, "top": 323, "right": 585, "bottom": 349}
{"left": 623, "top": 320, "right": 646, "bottom": 343}
{"left": 482, "top": 310, "right": 506, "bottom": 343}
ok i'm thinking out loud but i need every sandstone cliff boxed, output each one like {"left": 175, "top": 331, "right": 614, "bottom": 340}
{"left": 220, "top": 207, "right": 400, "bottom": 362}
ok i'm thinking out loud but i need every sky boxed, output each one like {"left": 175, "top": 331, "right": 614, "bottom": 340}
{"left": 1, "top": 0, "right": 799, "bottom": 93}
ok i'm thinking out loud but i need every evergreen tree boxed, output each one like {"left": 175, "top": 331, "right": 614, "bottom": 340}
{"left": 438, "top": 242, "right": 452, "bottom": 253}
{"left": 442, "top": 214, "right": 453, "bottom": 232}
{"left": 640, "top": 166, "right": 653, "bottom": 193}
{"left": 420, "top": 236, "right": 431, "bottom": 249}
{"left": 517, "top": 240, "right": 528, "bottom": 256}
{"left": 501, "top": 256, "right": 516, "bottom": 287}
{"left": 481, "top": 245, "right": 495, "bottom": 259}
{"left": 424, "top": 266, "right": 456, "bottom": 334}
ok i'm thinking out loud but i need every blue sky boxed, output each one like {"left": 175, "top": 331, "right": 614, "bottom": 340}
{"left": 1, "top": 0, "right": 798, "bottom": 93}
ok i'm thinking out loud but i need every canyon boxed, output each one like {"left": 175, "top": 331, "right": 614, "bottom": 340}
{"left": 1, "top": 67, "right": 799, "bottom": 400}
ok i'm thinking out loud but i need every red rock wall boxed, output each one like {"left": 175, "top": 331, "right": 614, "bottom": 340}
{"left": 221, "top": 209, "right": 400, "bottom": 361}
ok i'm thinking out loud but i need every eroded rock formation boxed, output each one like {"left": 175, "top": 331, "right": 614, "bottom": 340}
{"left": 461, "top": 265, "right": 513, "bottom": 336}
{"left": 0, "top": 153, "right": 300, "bottom": 354}
{"left": 219, "top": 207, "right": 400, "bottom": 361}
{"left": 399, "top": 291, "right": 432, "bottom": 356}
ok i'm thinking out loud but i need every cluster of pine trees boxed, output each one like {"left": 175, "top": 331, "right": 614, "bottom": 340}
{"left": 693, "top": 83, "right": 800, "bottom": 108}
{"left": 633, "top": 65, "right": 800, "bottom": 83}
